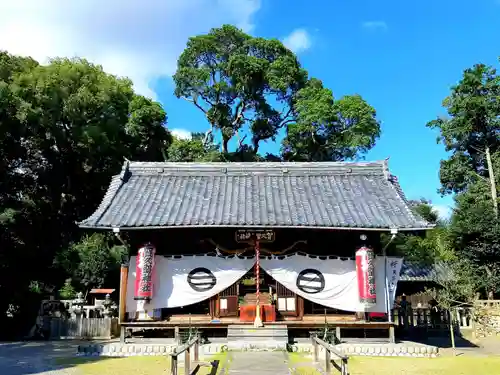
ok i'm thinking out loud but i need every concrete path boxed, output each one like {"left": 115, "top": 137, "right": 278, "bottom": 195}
{"left": 0, "top": 341, "right": 80, "bottom": 375}
{"left": 227, "top": 352, "right": 291, "bottom": 375}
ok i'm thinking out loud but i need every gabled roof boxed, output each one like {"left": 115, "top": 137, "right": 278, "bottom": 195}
{"left": 78, "top": 161, "right": 431, "bottom": 230}
{"left": 399, "top": 262, "right": 450, "bottom": 282}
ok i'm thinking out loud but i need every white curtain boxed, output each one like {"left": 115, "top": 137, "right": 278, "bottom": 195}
{"left": 260, "top": 255, "right": 403, "bottom": 313}
{"left": 126, "top": 255, "right": 254, "bottom": 312}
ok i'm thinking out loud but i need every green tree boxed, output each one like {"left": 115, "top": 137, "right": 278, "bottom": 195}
{"left": 0, "top": 54, "right": 172, "bottom": 331}
{"left": 167, "top": 132, "right": 222, "bottom": 162}
{"left": 428, "top": 257, "right": 479, "bottom": 354}
{"left": 408, "top": 199, "right": 441, "bottom": 224}
{"left": 427, "top": 62, "right": 500, "bottom": 213}
{"left": 174, "top": 24, "right": 307, "bottom": 154}
{"left": 427, "top": 60, "right": 500, "bottom": 297}
{"left": 174, "top": 25, "right": 380, "bottom": 160}
{"left": 58, "top": 279, "right": 77, "bottom": 300}
{"left": 56, "top": 233, "right": 127, "bottom": 293}
{"left": 383, "top": 201, "right": 454, "bottom": 264}
{"left": 283, "top": 79, "right": 380, "bottom": 161}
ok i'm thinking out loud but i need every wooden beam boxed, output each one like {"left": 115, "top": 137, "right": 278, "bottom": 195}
{"left": 389, "top": 325, "right": 395, "bottom": 344}
{"left": 119, "top": 264, "right": 129, "bottom": 324}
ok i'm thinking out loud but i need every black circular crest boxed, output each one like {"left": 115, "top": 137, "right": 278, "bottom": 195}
{"left": 187, "top": 267, "right": 217, "bottom": 292}
{"left": 296, "top": 269, "right": 325, "bottom": 294}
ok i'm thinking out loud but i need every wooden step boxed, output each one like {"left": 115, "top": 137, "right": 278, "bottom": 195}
{"left": 227, "top": 325, "right": 288, "bottom": 340}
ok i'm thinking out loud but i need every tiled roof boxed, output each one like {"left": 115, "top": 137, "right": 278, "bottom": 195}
{"left": 399, "top": 262, "right": 450, "bottom": 282}
{"left": 78, "top": 161, "right": 431, "bottom": 230}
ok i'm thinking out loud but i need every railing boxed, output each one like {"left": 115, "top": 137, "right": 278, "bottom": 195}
{"left": 476, "top": 300, "right": 500, "bottom": 308}
{"left": 392, "top": 307, "right": 473, "bottom": 332}
{"left": 311, "top": 335, "right": 349, "bottom": 375}
{"left": 169, "top": 335, "right": 200, "bottom": 375}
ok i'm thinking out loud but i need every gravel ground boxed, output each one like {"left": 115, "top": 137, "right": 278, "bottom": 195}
{"left": 0, "top": 341, "right": 82, "bottom": 375}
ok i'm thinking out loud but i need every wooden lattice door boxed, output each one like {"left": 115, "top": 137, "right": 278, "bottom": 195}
{"left": 276, "top": 282, "right": 298, "bottom": 317}
{"left": 218, "top": 283, "right": 239, "bottom": 317}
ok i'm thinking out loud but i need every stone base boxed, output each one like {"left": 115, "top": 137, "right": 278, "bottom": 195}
{"left": 288, "top": 342, "right": 439, "bottom": 358}
{"left": 77, "top": 340, "right": 439, "bottom": 358}
{"left": 77, "top": 342, "right": 225, "bottom": 358}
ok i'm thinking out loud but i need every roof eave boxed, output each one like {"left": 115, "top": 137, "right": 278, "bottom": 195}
{"left": 77, "top": 223, "right": 434, "bottom": 231}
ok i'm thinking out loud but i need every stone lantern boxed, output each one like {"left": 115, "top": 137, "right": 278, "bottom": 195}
{"left": 102, "top": 293, "right": 118, "bottom": 318}
{"left": 70, "top": 292, "right": 85, "bottom": 319}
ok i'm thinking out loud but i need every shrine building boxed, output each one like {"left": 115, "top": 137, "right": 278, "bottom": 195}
{"left": 78, "top": 161, "right": 431, "bottom": 343}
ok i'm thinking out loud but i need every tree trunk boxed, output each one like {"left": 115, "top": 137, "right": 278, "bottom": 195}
{"left": 485, "top": 146, "right": 498, "bottom": 218}
{"left": 449, "top": 309, "right": 456, "bottom": 356}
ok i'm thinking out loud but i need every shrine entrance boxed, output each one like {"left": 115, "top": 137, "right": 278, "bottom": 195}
{"left": 213, "top": 268, "right": 301, "bottom": 322}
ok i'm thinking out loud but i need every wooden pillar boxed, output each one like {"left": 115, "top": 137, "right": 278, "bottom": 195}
{"left": 194, "top": 339, "right": 199, "bottom": 362}
{"left": 297, "top": 296, "right": 304, "bottom": 320}
{"left": 389, "top": 325, "right": 395, "bottom": 344}
{"left": 184, "top": 347, "right": 190, "bottom": 375}
{"left": 119, "top": 264, "right": 129, "bottom": 323}
{"left": 120, "top": 325, "right": 126, "bottom": 344}
{"left": 171, "top": 352, "right": 178, "bottom": 375}
{"left": 325, "top": 349, "right": 331, "bottom": 373}
{"left": 312, "top": 337, "right": 318, "bottom": 362}
{"left": 174, "top": 326, "right": 180, "bottom": 344}
{"left": 119, "top": 264, "right": 129, "bottom": 344}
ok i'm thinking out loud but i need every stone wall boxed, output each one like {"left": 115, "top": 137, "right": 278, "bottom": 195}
{"left": 474, "top": 306, "right": 500, "bottom": 338}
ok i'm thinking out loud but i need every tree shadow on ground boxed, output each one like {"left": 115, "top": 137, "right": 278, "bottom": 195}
{"left": 407, "top": 333, "right": 479, "bottom": 348}
{"left": 0, "top": 340, "right": 223, "bottom": 375}
{"left": 0, "top": 341, "right": 116, "bottom": 375}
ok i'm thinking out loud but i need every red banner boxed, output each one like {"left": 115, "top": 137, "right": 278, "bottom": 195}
{"left": 134, "top": 243, "right": 156, "bottom": 301}
{"left": 355, "top": 246, "right": 377, "bottom": 306}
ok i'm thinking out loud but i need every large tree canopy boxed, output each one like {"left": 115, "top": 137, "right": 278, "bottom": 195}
{"left": 174, "top": 25, "right": 380, "bottom": 160}
{"left": 283, "top": 79, "right": 380, "bottom": 161}
{"left": 427, "top": 59, "right": 500, "bottom": 296}
{"left": 427, "top": 62, "right": 500, "bottom": 196}
{"left": 0, "top": 53, "right": 172, "bottom": 332}
{"left": 174, "top": 24, "right": 307, "bottom": 154}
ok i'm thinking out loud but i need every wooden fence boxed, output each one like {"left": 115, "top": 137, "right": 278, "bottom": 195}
{"left": 476, "top": 300, "right": 500, "bottom": 308}
{"left": 392, "top": 307, "right": 473, "bottom": 336}
{"left": 49, "top": 318, "right": 119, "bottom": 339}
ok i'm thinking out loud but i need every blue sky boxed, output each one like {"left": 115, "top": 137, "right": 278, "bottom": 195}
{"left": 155, "top": 0, "right": 500, "bottom": 217}
{"left": 1, "top": 0, "right": 499, "bottom": 218}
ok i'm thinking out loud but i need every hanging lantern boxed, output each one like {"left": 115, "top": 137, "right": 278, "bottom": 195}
{"left": 355, "top": 246, "right": 377, "bottom": 306}
{"left": 134, "top": 243, "right": 156, "bottom": 301}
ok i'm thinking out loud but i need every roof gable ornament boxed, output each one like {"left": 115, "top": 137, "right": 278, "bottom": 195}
{"left": 382, "top": 157, "right": 391, "bottom": 180}
{"left": 120, "top": 159, "right": 131, "bottom": 182}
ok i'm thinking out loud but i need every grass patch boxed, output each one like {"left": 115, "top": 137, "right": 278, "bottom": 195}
{"left": 287, "top": 352, "right": 313, "bottom": 365}
{"left": 292, "top": 366, "right": 321, "bottom": 375}
{"left": 53, "top": 352, "right": 228, "bottom": 375}
{"left": 349, "top": 356, "right": 500, "bottom": 375}
{"left": 287, "top": 352, "right": 500, "bottom": 375}
{"left": 54, "top": 356, "right": 170, "bottom": 374}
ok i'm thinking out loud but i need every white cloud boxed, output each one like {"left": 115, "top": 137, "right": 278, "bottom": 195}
{"left": 0, "top": 0, "right": 261, "bottom": 100}
{"left": 171, "top": 128, "right": 193, "bottom": 140}
{"left": 283, "top": 28, "right": 312, "bottom": 54}
{"left": 433, "top": 204, "right": 453, "bottom": 220}
{"left": 362, "top": 21, "right": 388, "bottom": 31}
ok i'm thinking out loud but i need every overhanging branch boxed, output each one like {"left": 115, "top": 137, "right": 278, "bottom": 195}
{"left": 181, "top": 97, "right": 207, "bottom": 114}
